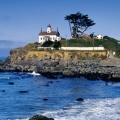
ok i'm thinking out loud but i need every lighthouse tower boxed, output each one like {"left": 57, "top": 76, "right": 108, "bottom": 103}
{"left": 47, "top": 24, "right": 52, "bottom": 33}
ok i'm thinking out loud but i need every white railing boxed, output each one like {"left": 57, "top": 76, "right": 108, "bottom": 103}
{"left": 37, "top": 47, "right": 105, "bottom": 51}
{"left": 61, "top": 47, "right": 105, "bottom": 50}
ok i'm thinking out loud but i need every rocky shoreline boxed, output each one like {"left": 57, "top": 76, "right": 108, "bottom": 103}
{"left": 0, "top": 56, "right": 120, "bottom": 82}
{"left": 0, "top": 47, "right": 120, "bottom": 81}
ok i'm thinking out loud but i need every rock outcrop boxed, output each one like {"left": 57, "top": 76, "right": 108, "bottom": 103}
{"left": 0, "top": 46, "right": 120, "bottom": 81}
{"left": 29, "top": 115, "right": 54, "bottom": 120}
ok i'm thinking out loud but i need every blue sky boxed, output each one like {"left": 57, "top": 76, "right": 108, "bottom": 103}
{"left": 0, "top": 0, "right": 120, "bottom": 56}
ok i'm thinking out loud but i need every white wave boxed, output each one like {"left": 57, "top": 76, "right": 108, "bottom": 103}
{"left": 28, "top": 71, "right": 41, "bottom": 76}
{"left": 39, "top": 98, "right": 120, "bottom": 120}
{"left": 0, "top": 76, "right": 10, "bottom": 79}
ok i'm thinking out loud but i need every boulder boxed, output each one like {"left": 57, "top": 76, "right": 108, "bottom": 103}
{"left": 76, "top": 98, "right": 84, "bottom": 101}
{"left": 29, "top": 115, "right": 54, "bottom": 120}
{"left": 43, "top": 98, "right": 49, "bottom": 101}
{"left": 19, "top": 90, "right": 28, "bottom": 93}
{"left": 63, "top": 69, "right": 76, "bottom": 77}
{"left": 1, "top": 90, "right": 5, "bottom": 92}
{"left": 8, "top": 82, "right": 14, "bottom": 85}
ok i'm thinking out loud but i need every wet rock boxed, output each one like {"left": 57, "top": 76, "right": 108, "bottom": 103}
{"left": 29, "top": 115, "right": 54, "bottom": 120}
{"left": 19, "top": 90, "right": 28, "bottom": 93}
{"left": 63, "top": 69, "right": 76, "bottom": 77}
{"left": 8, "top": 82, "right": 14, "bottom": 85}
{"left": 43, "top": 98, "right": 49, "bottom": 101}
{"left": 1, "top": 90, "right": 5, "bottom": 92}
{"left": 41, "top": 72, "right": 57, "bottom": 79}
{"left": 76, "top": 98, "right": 84, "bottom": 101}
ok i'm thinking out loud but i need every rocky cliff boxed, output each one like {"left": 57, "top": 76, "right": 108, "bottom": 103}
{"left": 1, "top": 45, "right": 120, "bottom": 81}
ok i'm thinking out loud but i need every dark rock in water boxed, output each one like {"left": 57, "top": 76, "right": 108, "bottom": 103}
{"left": 76, "top": 98, "right": 84, "bottom": 101}
{"left": 19, "top": 90, "right": 28, "bottom": 93}
{"left": 41, "top": 72, "right": 57, "bottom": 79}
{"left": 43, "top": 98, "right": 49, "bottom": 101}
{"left": 45, "top": 84, "right": 49, "bottom": 87}
{"left": 29, "top": 115, "right": 54, "bottom": 120}
{"left": 8, "top": 82, "right": 14, "bottom": 85}
{"left": 63, "top": 70, "right": 76, "bottom": 77}
{"left": 47, "top": 81, "right": 53, "bottom": 84}
{"left": 1, "top": 90, "right": 5, "bottom": 92}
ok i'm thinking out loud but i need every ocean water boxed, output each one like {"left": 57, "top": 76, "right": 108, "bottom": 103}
{"left": 0, "top": 57, "right": 7, "bottom": 61}
{"left": 0, "top": 72, "right": 120, "bottom": 120}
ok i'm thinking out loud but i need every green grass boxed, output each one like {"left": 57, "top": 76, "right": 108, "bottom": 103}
{"left": 60, "top": 37, "right": 120, "bottom": 57}
{"left": 61, "top": 39, "right": 93, "bottom": 47}
{"left": 24, "top": 42, "right": 40, "bottom": 50}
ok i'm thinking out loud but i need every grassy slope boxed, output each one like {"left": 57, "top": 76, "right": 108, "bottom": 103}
{"left": 61, "top": 37, "right": 120, "bottom": 57}
{"left": 24, "top": 36, "right": 120, "bottom": 57}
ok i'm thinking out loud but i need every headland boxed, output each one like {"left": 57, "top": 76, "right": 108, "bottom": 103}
{"left": 0, "top": 43, "right": 120, "bottom": 82}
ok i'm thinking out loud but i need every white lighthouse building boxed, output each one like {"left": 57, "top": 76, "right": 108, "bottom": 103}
{"left": 38, "top": 24, "right": 61, "bottom": 43}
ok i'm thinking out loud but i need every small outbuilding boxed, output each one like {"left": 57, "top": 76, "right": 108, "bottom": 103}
{"left": 96, "top": 34, "right": 103, "bottom": 39}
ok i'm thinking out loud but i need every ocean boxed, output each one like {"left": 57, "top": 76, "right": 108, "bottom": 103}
{"left": 0, "top": 71, "right": 120, "bottom": 120}
{"left": 0, "top": 57, "right": 7, "bottom": 61}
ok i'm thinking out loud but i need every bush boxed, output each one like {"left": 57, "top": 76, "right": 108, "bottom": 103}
{"left": 53, "top": 40, "right": 61, "bottom": 49}
{"left": 41, "top": 40, "right": 53, "bottom": 47}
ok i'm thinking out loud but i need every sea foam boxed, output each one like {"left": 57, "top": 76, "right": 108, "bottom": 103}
{"left": 39, "top": 98, "right": 120, "bottom": 120}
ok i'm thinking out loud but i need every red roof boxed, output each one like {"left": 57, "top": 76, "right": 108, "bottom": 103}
{"left": 39, "top": 31, "right": 60, "bottom": 36}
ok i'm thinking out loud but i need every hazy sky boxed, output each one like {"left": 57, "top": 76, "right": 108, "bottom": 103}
{"left": 0, "top": 0, "right": 120, "bottom": 57}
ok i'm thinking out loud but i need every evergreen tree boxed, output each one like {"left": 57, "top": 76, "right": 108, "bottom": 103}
{"left": 65, "top": 12, "right": 95, "bottom": 38}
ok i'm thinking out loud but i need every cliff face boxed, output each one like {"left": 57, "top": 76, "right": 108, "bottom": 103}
{"left": 26, "top": 50, "right": 107, "bottom": 60}
{"left": 2, "top": 47, "right": 106, "bottom": 74}
{"left": 4, "top": 47, "right": 107, "bottom": 65}
{"left": 1, "top": 47, "right": 120, "bottom": 81}
{"left": 5, "top": 48, "right": 28, "bottom": 65}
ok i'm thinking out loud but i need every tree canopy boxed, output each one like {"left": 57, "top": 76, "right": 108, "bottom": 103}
{"left": 65, "top": 12, "right": 95, "bottom": 38}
